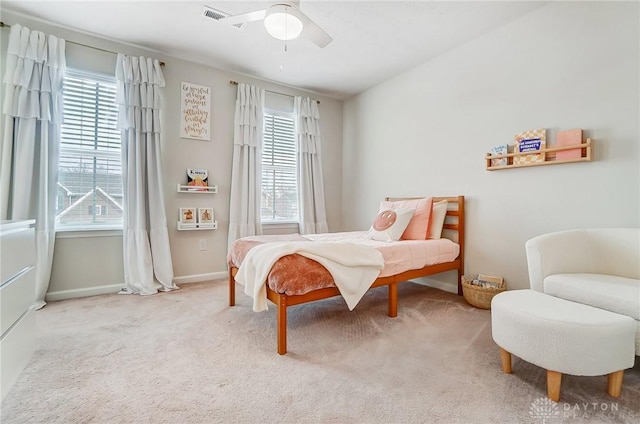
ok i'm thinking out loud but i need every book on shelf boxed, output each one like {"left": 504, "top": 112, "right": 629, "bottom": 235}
{"left": 198, "top": 208, "right": 214, "bottom": 224}
{"left": 490, "top": 144, "right": 508, "bottom": 167}
{"left": 186, "top": 168, "right": 208, "bottom": 191}
{"left": 179, "top": 207, "right": 196, "bottom": 224}
{"left": 514, "top": 128, "right": 546, "bottom": 165}
{"left": 555, "top": 129, "right": 582, "bottom": 160}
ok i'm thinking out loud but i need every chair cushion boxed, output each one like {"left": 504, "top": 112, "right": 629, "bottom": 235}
{"left": 543, "top": 273, "right": 640, "bottom": 320}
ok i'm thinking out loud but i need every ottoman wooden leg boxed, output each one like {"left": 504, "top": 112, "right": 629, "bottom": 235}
{"left": 607, "top": 370, "right": 624, "bottom": 398}
{"left": 547, "top": 370, "right": 562, "bottom": 402}
{"left": 499, "top": 348, "right": 512, "bottom": 374}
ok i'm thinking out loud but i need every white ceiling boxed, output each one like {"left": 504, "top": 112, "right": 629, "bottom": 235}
{"left": 2, "top": 1, "right": 545, "bottom": 100}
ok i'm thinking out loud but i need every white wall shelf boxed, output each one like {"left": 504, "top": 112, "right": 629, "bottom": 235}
{"left": 176, "top": 184, "right": 218, "bottom": 193}
{"left": 176, "top": 221, "right": 217, "bottom": 231}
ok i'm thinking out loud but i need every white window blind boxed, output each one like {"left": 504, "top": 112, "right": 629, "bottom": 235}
{"left": 56, "top": 69, "right": 123, "bottom": 229}
{"left": 261, "top": 111, "right": 298, "bottom": 222}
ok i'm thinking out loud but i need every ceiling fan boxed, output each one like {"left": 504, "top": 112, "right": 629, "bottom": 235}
{"left": 214, "top": 1, "right": 333, "bottom": 48}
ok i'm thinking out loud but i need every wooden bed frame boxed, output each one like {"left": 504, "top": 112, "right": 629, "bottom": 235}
{"left": 229, "top": 195, "right": 465, "bottom": 354}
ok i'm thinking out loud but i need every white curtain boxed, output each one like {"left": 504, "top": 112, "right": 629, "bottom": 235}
{"left": 228, "top": 83, "right": 264, "bottom": 250}
{"left": 1, "top": 24, "right": 65, "bottom": 309}
{"left": 294, "top": 96, "right": 328, "bottom": 234}
{"left": 115, "top": 54, "right": 176, "bottom": 295}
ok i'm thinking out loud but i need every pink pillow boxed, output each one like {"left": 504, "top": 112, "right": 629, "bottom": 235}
{"left": 379, "top": 197, "right": 433, "bottom": 240}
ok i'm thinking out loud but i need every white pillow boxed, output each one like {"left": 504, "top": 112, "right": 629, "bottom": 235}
{"left": 427, "top": 200, "right": 448, "bottom": 239}
{"left": 367, "top": 208, "right": 414, "bottom": 242}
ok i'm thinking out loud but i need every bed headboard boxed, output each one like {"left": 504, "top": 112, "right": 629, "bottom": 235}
{"left": 385, "top": 195, "right": 465, "bottom": 293}
{"left": 433, "top": 196, "right": 465, "bottom": 246}
{"left": 384, "top": 195, "right": 465, "bottom": 242}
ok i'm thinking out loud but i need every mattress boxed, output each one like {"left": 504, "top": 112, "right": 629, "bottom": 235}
{"left": 228, "top": 231, "right": 460, "bottom": 296}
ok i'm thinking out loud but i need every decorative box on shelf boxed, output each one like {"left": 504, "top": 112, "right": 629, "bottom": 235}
{"left": 485, "top": 138, "right": 592, "bottom": 171}
{"left": 176, "top": 184, "right": 218, "bottom": 193}
{"left": 176, "top": 221, "right": 218, "bottom": 231}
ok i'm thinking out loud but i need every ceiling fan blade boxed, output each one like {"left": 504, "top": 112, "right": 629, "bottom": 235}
{"left": 298, "top": 12, "right": 332, "bottom": 48}
{"left": 218, "top": 9, "right": 267, "bottom": 26}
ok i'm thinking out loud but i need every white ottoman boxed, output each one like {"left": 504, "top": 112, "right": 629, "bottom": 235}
{"left": 491, "top": 289, "right": 636, "bottom": 402}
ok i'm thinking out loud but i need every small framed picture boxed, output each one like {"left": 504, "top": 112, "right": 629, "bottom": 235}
{"left": 180, "top": 207, "right": 196, "bottom": 224}
{"left": 198, "top": 207, "right": 214, "bottom": 224}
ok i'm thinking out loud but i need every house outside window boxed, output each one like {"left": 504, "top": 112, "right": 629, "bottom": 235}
{"left": 56, "top": 69, "right": 123, "bottom": 229}
{"left": 261, "top": 110, "right": 298, "bottom": 223}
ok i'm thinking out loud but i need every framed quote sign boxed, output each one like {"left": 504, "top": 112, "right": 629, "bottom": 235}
{"left": 180, "top": 81, "right": 211, "bottom": 141}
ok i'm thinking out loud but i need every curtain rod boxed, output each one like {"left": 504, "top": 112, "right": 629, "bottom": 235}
{"left": 0, "top": 21, "right": 165, "bottom": 67}
{"left": 230, "top": 80, "right": 319, "bottom": 104}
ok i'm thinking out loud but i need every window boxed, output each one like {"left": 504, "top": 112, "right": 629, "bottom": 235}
{"left": 87, "top": 205, "right": 103, "bottom": 216}
{"left": 56, "top": 69, "right": 123, "bottom": 229}
{"left": 261, "top": 110, "right": 298, "bottom": 222}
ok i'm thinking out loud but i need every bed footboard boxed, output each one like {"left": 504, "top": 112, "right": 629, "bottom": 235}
{"left": 229, "top": 270, "right": 432, "bottom": 354}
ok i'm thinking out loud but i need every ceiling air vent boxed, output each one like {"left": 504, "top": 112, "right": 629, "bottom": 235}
{"left": 202, "top": 6, "right": 243, "bottom": 28}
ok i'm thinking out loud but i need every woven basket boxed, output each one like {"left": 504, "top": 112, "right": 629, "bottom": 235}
{"left": 461, "top": 276, "right": 506, "bottom": 309}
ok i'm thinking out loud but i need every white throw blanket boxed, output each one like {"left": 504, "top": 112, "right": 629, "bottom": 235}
{"left": 235, "top": 242, "right": 385, "bottom": 312}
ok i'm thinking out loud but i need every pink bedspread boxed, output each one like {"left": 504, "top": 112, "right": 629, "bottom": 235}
{"left": 228, "top": 231, "right": 460, "bottom": 296}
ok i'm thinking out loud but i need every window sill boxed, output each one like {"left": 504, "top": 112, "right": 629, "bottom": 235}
{"left": 262, "top": 222, "right": 299, "bottom": 229}
{"left": 261, "top": 222, "right": 299, "bottom": 235}
{"left": 56, "top": 226, "right": 123, "bottom": 239}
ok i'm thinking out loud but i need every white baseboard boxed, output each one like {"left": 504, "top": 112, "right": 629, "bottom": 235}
{"left": 410, "top": 277, "right": 458, "bottom": 294}
{"left": 173, "top": 271, "right": 227, "bottom": 284}
{"left": 45, "top": 284, "right": 122, "bottom": 302}
{"left": 45, "top": 272, "right": 228, "bottom": 302}
{"left": 45, "top": 273, "right": 453, "bottom": 302}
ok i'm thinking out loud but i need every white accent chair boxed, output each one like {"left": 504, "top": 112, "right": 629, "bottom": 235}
{"left": 525, "top": 228, "right": 640, "bottom": 354}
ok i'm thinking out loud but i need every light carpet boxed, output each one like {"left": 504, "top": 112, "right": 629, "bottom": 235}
{"left": 2, "top": 280, "right": 639, "bottom": 423}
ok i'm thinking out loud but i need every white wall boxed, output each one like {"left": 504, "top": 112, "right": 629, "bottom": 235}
{"left": 161, "top": 55, "right": 343, "bottom": 279}
{"left": 0, "top": 11, "right": 343, "bottom": 299}
{"left": 4, "top": 2, "right": 638, "bottom": 299}
{"left": 343, "top": 2, "right": 640, "bottom": 291}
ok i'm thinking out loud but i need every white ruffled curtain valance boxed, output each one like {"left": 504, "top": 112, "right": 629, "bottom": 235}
{"left": 295, "top": 96, "right": 328, "bottom": 235}
{"left": 115, "top": 53, "right": 176, "bottom": 296}
{"left": 115, "top": 55, "right": 164, "bottom": 133}
{"left": 233, "top": 84, "right": 262, "bottom": 147}
{"left": 228, "top": 83, "right": 264, "bottom": 250}
{"left": 2, "top": 24, "right": 65, "bottom": 123}
{"left": 1, "top": 23, "right": 66, "bottom": 308}
{"left": 296, "top": 97, "right": 321, "bottom": 155}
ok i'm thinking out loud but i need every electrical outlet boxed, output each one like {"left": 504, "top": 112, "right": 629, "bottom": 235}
{"left": 199, "top": 239, "right": 207, "bottom": 251}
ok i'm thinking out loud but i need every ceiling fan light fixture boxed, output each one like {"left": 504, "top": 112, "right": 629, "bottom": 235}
{"left": 264, "top": 4, "right": 303, "bottom": 41}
